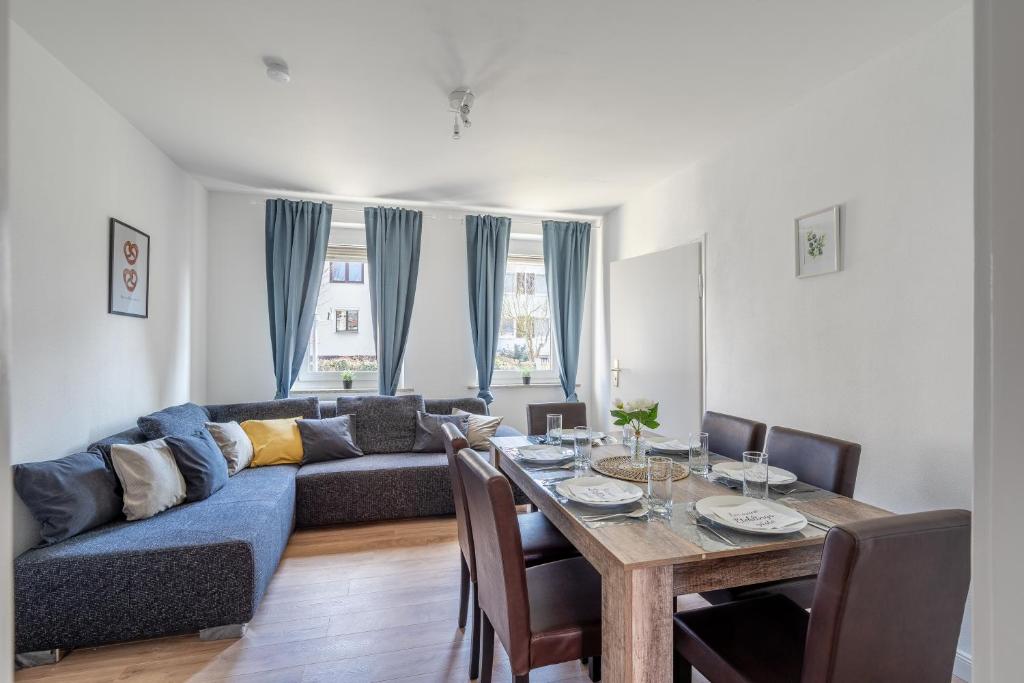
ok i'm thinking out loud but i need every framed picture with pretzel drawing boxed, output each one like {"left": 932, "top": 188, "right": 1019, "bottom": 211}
{"left": 108, "top": 218, "right": 150, "bottom": 318}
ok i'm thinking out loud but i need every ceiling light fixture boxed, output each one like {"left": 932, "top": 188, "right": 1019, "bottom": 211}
{"left": 263, "top": 57, "right": 291, "bottom": 84}
{"left": 449, "top": 89, "right": 474, "bottom": 141}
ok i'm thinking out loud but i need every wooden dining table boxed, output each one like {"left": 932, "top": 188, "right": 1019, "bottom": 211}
{"left": 489, "top": 436, "right": 890, "bottom": 683}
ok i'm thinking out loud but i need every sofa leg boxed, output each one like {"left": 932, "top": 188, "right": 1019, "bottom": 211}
{"left": 200, "top": 623, "right": 248, "bottom": 641}
{"left": 15, "top": 649, "right": 70, "bottom": 669}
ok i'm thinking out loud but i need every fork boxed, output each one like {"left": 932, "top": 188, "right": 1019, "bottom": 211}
{"left": 685, "top": 503, "right": 739, "bottom": 547}
{"left": 581, "top": 506, "right": 649, "bottom": 522}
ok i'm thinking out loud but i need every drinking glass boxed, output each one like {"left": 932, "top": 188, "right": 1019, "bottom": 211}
{"left": 688, "top": 432, "right": 710, "bottom": 476}
{"left": 546, "top": 414, "right": 562, "bottom": 445}
{"left": 573, "top": 426, "right": 592, "bottom": 469}
{"left": 647, "top": 456, "right": 673, "bottom": 514}
{"left": 742, "top": 451, "right": 769, "bottom": 499}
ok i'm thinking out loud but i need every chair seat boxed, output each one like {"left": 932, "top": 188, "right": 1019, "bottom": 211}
{"left": 527, "top": 557, "right": 602, "bottom": 668}
{"left": 519, "top": 511, "right": 579, "bottom": 566}
{"left": 701, "top": 575, "right": 817, "bottom": 609}
{"left": 675, "top": 595, "right": 808, "bottom": 683}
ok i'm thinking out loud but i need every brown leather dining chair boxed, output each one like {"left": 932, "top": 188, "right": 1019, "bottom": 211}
{"left": 457, "top": 446, "right": 602, "bottom": 683}
{"left": 527, "top": 401, "right": 588, "bottom": 437}
{"left": 441, "top": 424, "right": 579, "bottom": 680}
{"left": 675, "top": 509, "right": 971, "bottom": 683}
{"left": 701, "top": 411, "right": 766, "bottom": 460}
{"left": 701, "top": 425, "right": 862, "bottom": 608}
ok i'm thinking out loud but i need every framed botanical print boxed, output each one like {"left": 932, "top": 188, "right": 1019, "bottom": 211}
{"left": 795, "top": 205, "right": 841, "bottom": 278}
{"left": 108, "top": 218, "right": 150, "bottom": 318}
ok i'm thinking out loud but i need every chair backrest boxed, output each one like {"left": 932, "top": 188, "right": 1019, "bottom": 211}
{"left": 457, "top": 448, "right": 532, "bottom": 673}
{"left": 764, "top": 426, "right": 860, "bottom": 497}
{"left": 527, "top": 402, "right": 588, "bottom": 437}
{"left": 442, "top": 423, "right": 475, "bottom": 578}
{"left": 700, "top": 411, "right": 767, "bottom": 460}
{"left": 803, "top": 510, "right": 971, "bottom": 683}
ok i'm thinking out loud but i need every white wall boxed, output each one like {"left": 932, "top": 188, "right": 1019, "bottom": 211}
{"left": 0, "top": 1, "right": 14, "bottom": 678}
{"left": 973, "top": 1, "right": 1024, "bottom": 680}
{"left": 206, "top": 191, "right": 596, "bottom": 433}
{"left": 598, "top": 7, "right": 974, "bottom": 673}
{"left": 8, "top": 23, "right": 208, "bottom": 552}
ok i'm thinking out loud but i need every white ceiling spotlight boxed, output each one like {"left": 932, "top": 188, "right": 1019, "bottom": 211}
{"left": 449, "top": 89, "right": 474, "bottom": 141}
{"left": 263, "top": 57, "right": 290, "bottom": 84}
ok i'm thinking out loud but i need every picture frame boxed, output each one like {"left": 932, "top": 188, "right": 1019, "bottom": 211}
{"left": 108, "top": 218, "right": 150, "bottom": 318}
{"left": 795, "top": 205, "right": 841, "bottom": 278}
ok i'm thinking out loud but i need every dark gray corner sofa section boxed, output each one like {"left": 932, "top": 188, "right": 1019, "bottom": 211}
{"left": 15, "top": 395, "right": 518, "bottom": 656}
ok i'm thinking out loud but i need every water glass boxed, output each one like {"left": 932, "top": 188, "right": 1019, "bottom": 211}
{"left": 573, "top": 426, "right": 592, "bottom": 469}
{"left": 688, "top": 432, "right": 710, "bottom": 476}
{"left": 742, "top": 451, "right": 769, "bottom": 499}
{"left": 647, "top": 455, "right": 673, "bottom": 513}
{"left": 546, "top": 414, "right": 562, "bottom": 444}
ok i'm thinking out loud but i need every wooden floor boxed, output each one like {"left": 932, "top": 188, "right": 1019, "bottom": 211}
{"left": 14, "top": 516, "right": 967, "bottom": 683}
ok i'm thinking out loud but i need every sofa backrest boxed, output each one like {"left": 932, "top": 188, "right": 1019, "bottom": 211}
{"left": 425, "top": 397, "right": 488, "bottom": 416}
{"left": 205, "top": 397, "right": 321, "bottom": 424}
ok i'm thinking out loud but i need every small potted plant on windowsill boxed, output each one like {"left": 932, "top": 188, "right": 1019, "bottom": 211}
{"left": 521, "top": 368, "right": 532, "bottom": 386}
{"left": 341, "top": 371, "right": 354, "bottom": 390}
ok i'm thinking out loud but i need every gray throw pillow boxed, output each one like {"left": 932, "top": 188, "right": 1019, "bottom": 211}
{"left": 336, "top": 395, "right": 426, "bottom": 454}
{"left": 13, "top": 451, "right": 122, "bottom": 545}
{"left": 137, "top": 402, "right": 211, "bottom": 440}
{"left": 413, "top": 412, "right": 470, "bottom": 453}
{"left": 297, "top": 415, "right": 364, "bottom": 463}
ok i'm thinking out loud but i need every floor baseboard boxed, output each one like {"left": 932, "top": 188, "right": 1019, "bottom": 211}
{"left": 953, "top": 648, "right": 972, "bottom": 682}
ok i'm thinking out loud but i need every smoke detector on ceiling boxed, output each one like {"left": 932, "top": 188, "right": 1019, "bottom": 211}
{"left": 263, "top": 57, "right": 291, "bottom": 84}
{"left": 449, "top": 89, "right": 474, "bottom": 141}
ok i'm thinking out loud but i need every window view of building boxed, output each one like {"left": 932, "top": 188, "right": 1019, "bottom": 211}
{"left": 306, "top": 260, "right": 377, "bottom": 372}
{"left": 496, "top": 260, "right": 552, "bottom": 371}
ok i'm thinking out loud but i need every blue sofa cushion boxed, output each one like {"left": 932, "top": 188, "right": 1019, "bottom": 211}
{"left": 336, "top": 395, "right": 426, "bottom": 454}
{"left": 13, "top": 451, "right": 122, "bottom": 546}
{"left": 137, "top": 403, "right": 211, "bottom": 440}
{"left": 14, "top": 465, "right": 297, "bottom": 653}
{"left": 166, "top": 431, "right": 229, "bottom": 502}
{"left": 205, "top": 397, "right": 320, "bottom": 424}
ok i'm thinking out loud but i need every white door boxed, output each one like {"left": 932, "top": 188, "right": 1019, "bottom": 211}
{"left": 609, "top": 242, "right": 704, "bottom": 438}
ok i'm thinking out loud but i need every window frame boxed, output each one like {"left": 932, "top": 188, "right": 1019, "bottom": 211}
{"left": 329, "top": 261, "right": 365, "bottom": 284}
{"left": 492, "top": 254, "right": 559, "bottom": 385}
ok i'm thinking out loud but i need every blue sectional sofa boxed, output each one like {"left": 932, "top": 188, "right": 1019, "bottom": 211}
{"left": 14, "top": 395, "right": 519, "bottom": 658}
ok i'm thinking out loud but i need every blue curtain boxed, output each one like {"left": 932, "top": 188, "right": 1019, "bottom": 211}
{"left": 265, "top": 199, "right": 333, "bottom": 399}
{"left": 466, "top": 215, "right": 511, "bottom": 405}
{"left": 364, "top": 206, "right": 423, "bottom": 395}
{"left": 542, "top": 220, "right": 591, "bottom": 401}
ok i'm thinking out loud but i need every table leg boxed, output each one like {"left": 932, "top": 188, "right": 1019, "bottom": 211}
{"left": 602, "top": 564, "right": 674, "bottom": 682}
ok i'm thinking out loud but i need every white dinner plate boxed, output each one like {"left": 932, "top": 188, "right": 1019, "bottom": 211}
{"left": 648, "top": 440, "right": 690, "bottom": 454}
{"left": 555, "top": 476, "right": 644, "bottom": 508}
{"left": 711, "top": 461, "right": 798, "bottom": 485}
{"left": 517, "top": 444, "right": 573, "bottom": 463}
{"left": 695, "top": 495, "right": 808, "bottom": 535}
{"left": 549, "top": 429, "right": 606, "bottom": 440}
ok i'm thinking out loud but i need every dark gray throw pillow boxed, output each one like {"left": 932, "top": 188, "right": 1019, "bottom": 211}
{"left": 165, "top": 431, "right": 228, "bottom": 502}
{"left": 137, "top": 402, "right": 211, "bottom": 440}
{"left": 13, "top": 451, "right": 122, "bottom": 545}
{"left": 297, "top": 415, "right": 364, "bottom": 463}
{"left": 336, "top": 394, "right": 426, "bottom": 454}
{"left": 413, "top": 412, "right": 470, "bottom": 453}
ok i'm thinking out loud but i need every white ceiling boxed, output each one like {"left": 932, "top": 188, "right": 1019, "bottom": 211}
{"left": 12, "top": 0, "right": 965, "bottom": 214}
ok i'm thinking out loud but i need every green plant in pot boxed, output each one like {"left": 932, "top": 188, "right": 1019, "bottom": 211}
{"left": 521, "top": 368, "right": 532, "bottom": 385}
{"left": 341, "top": 371, "right": 354, "bottom": 389}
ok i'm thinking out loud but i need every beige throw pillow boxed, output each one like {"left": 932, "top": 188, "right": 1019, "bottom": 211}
{"left": 205, "top": 421, "right": 254, "bottom": 474}
{"left": 110, "top": 439, "right": 187, "bottom": 521}
{"left": 452, "top": 408, "right": 503, "bottom": 449}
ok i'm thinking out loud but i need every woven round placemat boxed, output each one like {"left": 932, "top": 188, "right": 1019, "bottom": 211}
{"left": 592, "top": 456, "right": 690, "bottom": 483}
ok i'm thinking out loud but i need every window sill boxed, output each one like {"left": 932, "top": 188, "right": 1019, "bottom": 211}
{"left": 292, "top": 386, "right": 416, "bottom": 396}
{"left": 467, "top": 382, "right": 581, "bottom": 390}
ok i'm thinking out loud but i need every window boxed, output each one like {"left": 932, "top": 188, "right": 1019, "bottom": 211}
{"left": 496, "top": 258, "right": 553, "bottom": 374}
{"left": 334, "top": 308, "right": 359, "bottom": 332}
{"left": 329, "top": 261, "right": 364, "bottom": 283}
{"left": 300, "top": 250, "right": 378, "bottom": 384}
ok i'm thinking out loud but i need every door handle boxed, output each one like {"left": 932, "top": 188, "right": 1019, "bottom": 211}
{"left": 611, "top": 359, "right": 622, "bottom": 388}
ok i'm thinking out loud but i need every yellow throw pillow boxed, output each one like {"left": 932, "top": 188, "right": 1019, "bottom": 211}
{"left": 240, "top": 418, "right": 304, "bottom": 467}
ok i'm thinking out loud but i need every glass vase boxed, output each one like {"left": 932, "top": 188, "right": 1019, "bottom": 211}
{"left": 629, "top": 429, "right": 648, "bottom": 465}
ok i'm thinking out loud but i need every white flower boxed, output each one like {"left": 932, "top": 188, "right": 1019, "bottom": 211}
{"left": 624, "top": 398, "right": 655, "bottom": 412}
{"left": 613, "top": 398, "right": 624, "bottom": 410}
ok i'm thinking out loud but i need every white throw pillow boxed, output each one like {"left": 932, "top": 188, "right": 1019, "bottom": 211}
{"left": 205, "top": 421, "right": 254, "bottom": 474}
{"left": 452, "top": 408, "right": 504, "bottom": 449}
{"left": 110, "top": 439, "right": 187, "bottom": 521}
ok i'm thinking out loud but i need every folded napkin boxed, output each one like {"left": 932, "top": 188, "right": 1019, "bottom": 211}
{"left": 707, "top": 501, "right": 803, "bottom": 530}
{"left": 652, "top": 439, "right": 689, "bottom": 451}
{"left": 565, "top": 481, "right": 637, "bottom": 504}
{"left": 518, "top": 445, "right": 572, "bottom": 461}
{"left": 741, "top": 467, "right": 791, "bottom": 484}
